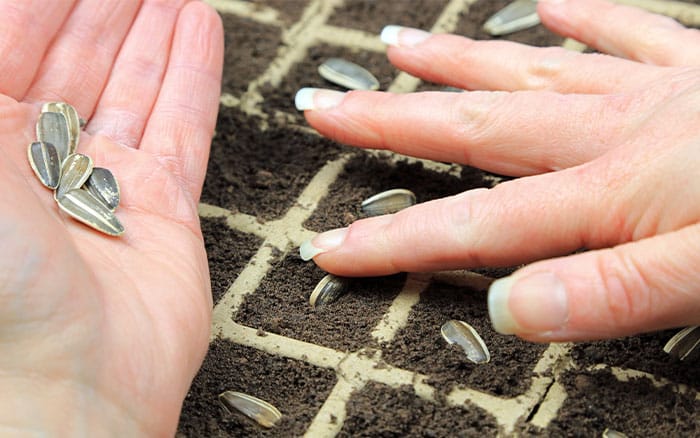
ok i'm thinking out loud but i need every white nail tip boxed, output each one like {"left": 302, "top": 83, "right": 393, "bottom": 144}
{"left": 487, "top": 276, "right": 519, "bottom": 335}
{"left": 300, "top": 240, "right": 326, "bottom": 261}
{"left": 380, "top": 25, "right": 402, "bottom": 46}
{"left": 294, "top": 87, "right": 318, "bottom": 111}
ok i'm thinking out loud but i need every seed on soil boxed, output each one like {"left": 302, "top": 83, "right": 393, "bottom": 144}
{"left": 42, "top": 102, "right": 80, "bottom": 157}
{"left": 27, "top": 141, "right": 61, "bottom": 189}
{"left": 56, "top": 189, "right": 124, "bottom": 236}
{"left": 482, "top": 0, "right": 539, "bottom": 36}
{"left": 85, "top": 167, "right": 120, "bottom": 211}
{"left": 440, "top": 319, "right": 490, "bottom": 364}
{"left": 602, "top": 428, "right": 629, "bottom": 438}
{"left": 36, "top": 111, "right": 71, "bottom": 163}
{"left": 318, "top": 58, "right": 380, "bottom": 91}
{"left": 56, "top": 153, "right": 93, "bottom": 199}
{"left": 218, "top": 391, "right": 282, "bottom": 428}
{"left": 310, "top": 274, "right": 350, "bottom": 307}
{"left": 360, "top": 188, "right": 416, "bottom": 217}
{"left": 663, "top": 325, "right": 700, "bottom": 360}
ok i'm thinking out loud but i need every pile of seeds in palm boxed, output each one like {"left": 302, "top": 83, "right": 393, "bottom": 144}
{"left": 28, "top": 102, "right": 123, "bottom": 236}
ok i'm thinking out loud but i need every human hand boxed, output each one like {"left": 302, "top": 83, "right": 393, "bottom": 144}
{"left": 295, "top": 0, "right": 700, "bottom": 343}
{"left": 0, "top": 1, "right": 222, "bottom": 435}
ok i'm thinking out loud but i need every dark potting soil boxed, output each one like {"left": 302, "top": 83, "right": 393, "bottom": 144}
{"left": 338, "top": 382, "right": 499, "bottom": 437}
{"left": 235, "top": 253, "right": 405, "bottom": 352}
{"left": 201, "top": 217, "right": 262, "bottom": 305}
{"left": 177, "top": 338, "right": 337, "bottom": 437}
{"left": 381, "top": 280, "right": 547, "bottom": 398}
{"left": 517, "top": 368, "right": 700, "bottom": 436}
{"left": 221, "top": 14, "right": 283, "bottom": 96}
{"left": 570, "top": 331, "right": 700, "bottom": 390}
{"left": 201, "top": 106, "right": 346, "bottom": 220}
{"left": 327, "top": 0, "right": 450, "bottom": 34}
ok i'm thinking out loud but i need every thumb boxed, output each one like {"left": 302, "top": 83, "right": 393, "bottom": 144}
{"left": 488, "top": 224, "right": 700, "bottom": 342}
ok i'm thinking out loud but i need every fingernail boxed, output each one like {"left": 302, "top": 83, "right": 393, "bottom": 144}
{"left": 380, "top": 25, "right": 431, "bottom": 48}
{"left": 488, "top": 271, "right": 569, "bottom": 335}
{"left": 294, "top": 87, "right": 346, "bottom": 111}
{"left": 299, "top": 227, "right": 349, "bottom": 261}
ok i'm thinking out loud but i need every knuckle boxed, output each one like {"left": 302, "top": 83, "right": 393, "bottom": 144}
{"left": 522, "top": 47, "right": 575, "bottom": 90}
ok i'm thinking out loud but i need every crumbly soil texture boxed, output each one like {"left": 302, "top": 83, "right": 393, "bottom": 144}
{"left": 178, "top": 1, "right": 700, "bottom": 436}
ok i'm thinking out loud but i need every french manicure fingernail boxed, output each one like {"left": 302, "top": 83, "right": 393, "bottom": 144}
{"left": 488, "top": 271, "right": 569, "bottom": 335}
{"left": 300, "top": 227, "right": 349, "bottom": 261}
{"left": 294, "top": 87, "right": 346, "bottom": 111}
{"left": 380, "top": 25, "right": 431, "bottom": 48}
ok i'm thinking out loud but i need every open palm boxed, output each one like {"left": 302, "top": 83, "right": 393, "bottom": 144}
{"left": 0, "top": 1, "right": 223, "bottom": 435}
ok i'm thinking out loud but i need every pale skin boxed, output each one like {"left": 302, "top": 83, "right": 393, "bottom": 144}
{"left": 298, "top": 0, "right": 700, "bottom": 342}
{"left": 0, "top": 0, "right": 223, "bottom": 435}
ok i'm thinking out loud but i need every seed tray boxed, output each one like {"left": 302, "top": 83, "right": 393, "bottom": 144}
{"left": 180, "top": 0, "right": 700, "bottom": 436}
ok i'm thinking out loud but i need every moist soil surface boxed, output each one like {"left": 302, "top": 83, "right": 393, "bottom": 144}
{"left": 178, "top": 1, "right": 700, "bottom": 436}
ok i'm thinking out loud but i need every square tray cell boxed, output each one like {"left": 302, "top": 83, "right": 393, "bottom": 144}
{"left": 304, "top": 153, "right": 492, "bottom": 232}
{"left": 221, "top": 13, "right": 283, "bottom": 95}
{"left": 200, "top": 217, "right": 262, "bottom": 305}
{"left": 338, "top": 382, "right": 498, "bottom": 436}
{"left": 381, "top": 280, "right": 547, "bottom": 398}
{"left": 518, "top": 368, "right": 700, "bottom": 436}
{"left": 456, "top": 0, "right": 564, "bottom": 47}
{"left": 178, "top": 338, "right": 336, "bottom": 437}
{"left": 327, "top": 0, "right": 450, "bottom": 34}
{"left": 234, "top": 253, "right": 405, "bottom": 352}
{"left": 569, "top": 331, "right": 700, "bottom": 391}
{"left": 260, "top": 44, "right": 399, "bottom": 124}
{"left": 201, "top": 107, "right": 346, "bottom": 220}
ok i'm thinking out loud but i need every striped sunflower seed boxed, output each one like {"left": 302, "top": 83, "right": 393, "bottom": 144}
{"left": 441, "top": 319, "right": 490, "bottom": 364}
{"left": 310, "top": 274, "right": 350, "bottom": 307}
{"left": 318, "top": 58, "right": 380, "bottom": 91}
{"left": 482, "top": 0, "right": 539, "bottom": 36}
{"left": 42, "top": 102, "right": 80, "bottom": 157}
{"left": 56, "top": 153, "right": 93, "bottom": 199}
{"left": 56, "top": 189, "right": 124, "bottom": 236}
{"left": 218, "top": 391, "right": 282, "bottom": 428}
{"left": 85, "top": 167, "right": 120, "bottom": 211}
{"left": 361, "top": 188, "right": 416, "bottom": 217}
{"left": 27, "top": 141, "right": 61, "bottom": 189}
{"left": 663, "top": 326, "right": 700, "bottom": 361}
{"left": 37, "top": 111, "right": 71, "bottom": 163}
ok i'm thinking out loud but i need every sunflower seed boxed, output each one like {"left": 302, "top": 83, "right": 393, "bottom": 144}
{"left": 27, "top": 141, "right": 61, "bottom": 189}
{"left": 483, "top": 0, "right": 540, "bottom": 36}
{"left": 56, "top": 189, "right": 124, "bottom": 236}
{"left": 218, "top": 391, "right": 281, "bottom": 428}
{"left": 56, "top": 153, "right": 93, "bottom": 199}
{"left": 361, "top": 188, "right": 416, "bottom": 217}
{"left": 441, "top": 319, "right": 490, "bottom": 364}
{"left": 310, "top": 274, "right": 350, "bottom": 307}
{"left": 85, "top": 167, "right": 120, "bottom": 210}
{"left": 602, "top": 428, "right": 629, "bottom": 438}
{"left": 42, "top": 102, "right": 80, "bottom": 157}
{"left": 318, "top": 58, "right": 380, "bottom": 91}
{"left": 37, "top": 111, "right": 71, "bottom": 163}
{"left": 663, "top": 326, "right": 700, "bottom": 360}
